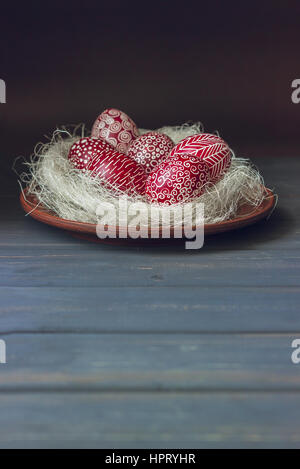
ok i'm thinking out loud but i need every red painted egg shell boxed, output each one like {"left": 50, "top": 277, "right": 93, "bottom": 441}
{"left": 68, "top": 137, "right": 146, "bottom": 195}
{"left": 169, "top": 133, "right": 231, "bottom": 183}
{"left": 91, "top": 108, "right": 139, "bottom": 154}
{"left": 145, "top": 154, "right": 210, "bottom": 205}
{"left": 127, "top": 132, "right": 174, "bottom": 174}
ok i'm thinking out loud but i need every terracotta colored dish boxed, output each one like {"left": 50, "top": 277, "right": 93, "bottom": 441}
{"left": 20, "top": 187, "right": 275, "bottom": 244}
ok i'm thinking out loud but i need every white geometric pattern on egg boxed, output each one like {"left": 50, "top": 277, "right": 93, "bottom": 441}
{"left": 145, "top": 154, "right": 210, "bottom": 205}
{"left": 68, "top": 137, "right": 147, "bottom": 195}
{"left": 169, "top": 133, "right": 231, "bottom": 183}
{"left": 127, "top": 132, "right": 174, "bottom": 174}
{"left": 91, "top": 108, "right": 139, "bottom": 154}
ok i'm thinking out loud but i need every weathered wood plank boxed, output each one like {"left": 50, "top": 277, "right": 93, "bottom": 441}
{"left": 0, "top": 334, "right": 299, "bottom": 391}
{"left": 0, "top": 246, "right": 299, "bottom": 286}
{"left": 0, "top": 286, "right": 299, "bottom": 333}
{"left": 0, "top": 392, "right": 299, "bottom": 448}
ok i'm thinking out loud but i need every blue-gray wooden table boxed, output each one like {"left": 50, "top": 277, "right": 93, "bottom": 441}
{"left": 0, "top": 156, "right": 299, "bottom": 448}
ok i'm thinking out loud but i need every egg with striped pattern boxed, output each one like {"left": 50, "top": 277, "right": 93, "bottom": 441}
{"left": 68, "top": 137, "right": 147, "bottom": 195}
{"left": 169, "top": 133, "right": 231, "bottom": 183}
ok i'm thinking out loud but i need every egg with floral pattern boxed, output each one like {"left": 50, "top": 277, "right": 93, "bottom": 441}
{"left": 145, "top": 154, "right": 210, "bottom": 205}
{"left": 91, "top": 108, "right": 139, "bottom": 154}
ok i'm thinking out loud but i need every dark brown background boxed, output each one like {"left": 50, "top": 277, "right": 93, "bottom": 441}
{"left": 1, "top": 0, "right": 299, "bottom": 195}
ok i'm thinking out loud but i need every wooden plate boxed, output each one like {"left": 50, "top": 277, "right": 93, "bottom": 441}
{"left": 20, "top": 187, "right": 275, "bottom": 244}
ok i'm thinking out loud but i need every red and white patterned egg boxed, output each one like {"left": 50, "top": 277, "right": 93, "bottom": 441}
{"left": 91, "top": 108, "right": 139, "bottom": 154}
{"left": 68, "top": 137, "right": 146, "bottom": 195}
{"left": 145, "top": 154, "right": 210, "bottom": 205}
{"left": 127, "top": 132, "right": 174, "bottom": 174}
{"left": 169, "top": 133, "right": 231, "bottom": 183}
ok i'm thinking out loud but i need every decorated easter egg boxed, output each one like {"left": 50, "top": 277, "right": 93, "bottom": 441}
{"left": 127, "top": 132, "right": 174, "bottom": 174}
{"left": 169, "top": 133, "right": 231, "bottom": 183}
{"left": 68, "top": 137, "right": 146, "bottom": 195}
{"left": 91, "top": 108, "right": 139, "bottom": 154}
{"left": 145, "top": 154, "right": 210, "bottom": 205}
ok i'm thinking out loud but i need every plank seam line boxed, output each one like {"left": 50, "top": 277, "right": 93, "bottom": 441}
{"left": 1, "top": 330, "right": 300, "bottom": 336}
{"left": 0, "top": 285, "right": 299, "bottom": 288}
{"left": 1, "top": 285, "right": 299, "bottom": 290}
{"left": 0, "top": 388, "right": 300, "bottom": 395}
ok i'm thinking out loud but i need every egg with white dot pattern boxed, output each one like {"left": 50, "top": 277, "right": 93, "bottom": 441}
{"left": 68, "top": 137, "right": 147, "bottom": 195}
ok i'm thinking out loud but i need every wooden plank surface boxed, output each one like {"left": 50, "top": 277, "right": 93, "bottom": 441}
{"left": 0, "top": 286, "right": 299, "bottom": 333}
{"left": 0, "top": 392, "right": 300, "bottom": 449}
{"left": 0, "top": 245, "right": 300, "bottom": 287}
{"left": 0, "top": 156, "right": 299, "bottom": 448}
{"left": 0, "top": 333, "right": 299, "bottom": 391}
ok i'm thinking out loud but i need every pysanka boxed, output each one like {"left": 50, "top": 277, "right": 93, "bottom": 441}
{"left": 68, "top": 108, "right": 232, "bottom": 204}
